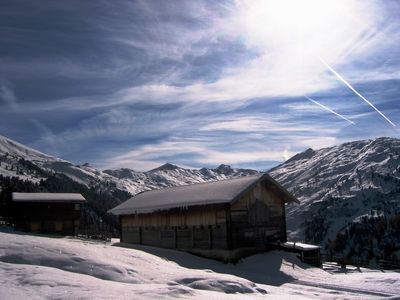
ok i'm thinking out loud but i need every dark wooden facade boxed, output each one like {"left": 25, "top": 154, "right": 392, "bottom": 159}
{"left": 113, "top": 175, "right": 297, "bottom": 260}
{"left": 11, "top": 193, "right": 85, "bottom": 235}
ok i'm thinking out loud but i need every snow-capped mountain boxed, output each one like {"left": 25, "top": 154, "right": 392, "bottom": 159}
{"left": 0, "top": 135, "right": 258, "bottom": 197}
{"left": 0, "top": 135, "right": 126, "bottom": 194}
{"left": 103, "top": 163, "right": 258, "bottom": 193}
{"left": 270, "top": 137, "right": 400, "bottom": 259}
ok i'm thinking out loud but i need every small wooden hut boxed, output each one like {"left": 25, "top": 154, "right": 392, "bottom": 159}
{"left": 109, "top": 173, "right": 300, "bottom": 261}
{"left": 11, "top": 192, "right": 86, "bottom": 235}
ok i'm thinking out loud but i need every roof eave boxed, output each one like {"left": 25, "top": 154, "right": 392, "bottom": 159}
{"left": 11, "top": 192, "right": 87, "bottom": 203}
{"left": 108, "top": 200, "right": 229, "bottom": 216}
{"left": 13, "top": 199, "right": 86, "bottom": 203}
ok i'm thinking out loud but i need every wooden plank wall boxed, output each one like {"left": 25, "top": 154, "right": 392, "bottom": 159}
{"left": 12, "top": 203, "right": 80, "bottom": 235}
{"left": 121, "top": 205, "right": 228, "bottom": 250}
{"left": 121, "top": 206, "right": 226, "bottom": 227}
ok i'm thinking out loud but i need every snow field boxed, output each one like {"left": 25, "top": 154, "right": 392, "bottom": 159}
{"left": 1, "top": 230, "right": 400, "bottom": 299}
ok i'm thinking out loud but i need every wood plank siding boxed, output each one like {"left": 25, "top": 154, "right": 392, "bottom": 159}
{"left": 121, "top": 204, "right": 229, "bottom": 250}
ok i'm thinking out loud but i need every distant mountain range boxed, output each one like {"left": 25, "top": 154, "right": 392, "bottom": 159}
{"left": 0, "top": 134, "right": 258, "bottom": 197}
{"left": 1, "top": 134, "right": 399, "bottom": 261}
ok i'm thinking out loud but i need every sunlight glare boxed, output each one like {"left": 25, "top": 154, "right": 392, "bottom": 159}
{"left": 225, "top": 0, "right": 380, "bottom": 97}
{"left": 235, "top": 0, "right": 376, "bottom": 64}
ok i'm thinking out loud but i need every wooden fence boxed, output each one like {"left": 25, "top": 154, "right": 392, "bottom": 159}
{"left": 321, "top": 253, "right": 369, "bottom": 269}
{"left": 76, "top": 225, "right": 119, "bottom": 241}
{"left": 378, "top": 259, "right": 400, "bottom": 270}
{"left": 321, "top": 254, "right": 400, "bottom": 271}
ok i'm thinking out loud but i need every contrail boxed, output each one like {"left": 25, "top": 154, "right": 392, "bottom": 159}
{"left": 319, "top": 57, "right": 396, "bottom": 127}
{"left": 305, "top": 96, "right": 355, "bottom": 125}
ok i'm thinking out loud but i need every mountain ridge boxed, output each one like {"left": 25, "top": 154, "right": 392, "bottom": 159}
{"left": 270, "top": 136, "right": 400, "bottom": 260}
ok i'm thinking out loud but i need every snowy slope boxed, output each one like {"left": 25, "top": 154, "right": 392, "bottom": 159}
{"left": 1, "top": 229, "right": 399, "bottom": 299}
{"left": 0, "top": 135, "right": 58, "bottom": 163}
{"left": 269, "top": 137, "right": 400, "bottom": 249}
{"left": 0, "top": 135, "right": 119, "bottom": 187}
{"left": 0, "top": 134, "right": 258, "bottom": 197}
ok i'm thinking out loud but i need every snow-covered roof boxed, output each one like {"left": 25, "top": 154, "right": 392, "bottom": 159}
{"left": 12, "top": 192, "right": 86, "bottom": 203}
{"left": 281, "top": 242, "right": 320, "bottom": 251}
{"left": 109, "top": 173, "right": 299, "bottom": 215}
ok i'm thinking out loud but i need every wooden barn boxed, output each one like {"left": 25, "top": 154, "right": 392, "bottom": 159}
{"left": 11, "top": 192, "right": 86, "bottom": 235}
{"left": 109, "top": 174, "right": 300, "bottom": 261}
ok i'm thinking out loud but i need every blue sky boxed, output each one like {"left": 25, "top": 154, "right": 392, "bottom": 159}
{"left": 1, "top": 0, "right": 400, "bottom": 171}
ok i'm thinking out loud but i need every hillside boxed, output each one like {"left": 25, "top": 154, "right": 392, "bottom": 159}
{"left": 270, "top": 137, "right": 400, "bottom": 260}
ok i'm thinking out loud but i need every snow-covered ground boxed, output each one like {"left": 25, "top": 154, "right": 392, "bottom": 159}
{"left": 0, "top": 229, "right": 399, "bottom": 299}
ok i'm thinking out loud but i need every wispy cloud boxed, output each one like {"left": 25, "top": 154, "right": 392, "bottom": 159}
{"left": 30, "top": 120, "right": 61, "bottom": 156}
{"left": 199, "top": 116, "right": 340, "bottom": 134}
{"left": 0, "top": 80, "right": 18, "bottom": 111}
{"left": 7, "top": 1, "right": 394, "bottom": 113}
{"left": 305, "top": 96, "right": 355, "bottom": 125}
{"left": 320, "top": 57, "right": 396, "bottom": 127}
{"left": 103, "top": 138, "right": 296, "bottom": 171}
{"left": 299, "top": 137, "right": 339, "bottom": 150}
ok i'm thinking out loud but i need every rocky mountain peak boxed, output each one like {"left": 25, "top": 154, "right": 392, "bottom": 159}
{"left": 148, "top": 163, "right": 180, "bottom": 172}
{"left": 214, "top": 164, "right": 234, "bottom": 175}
